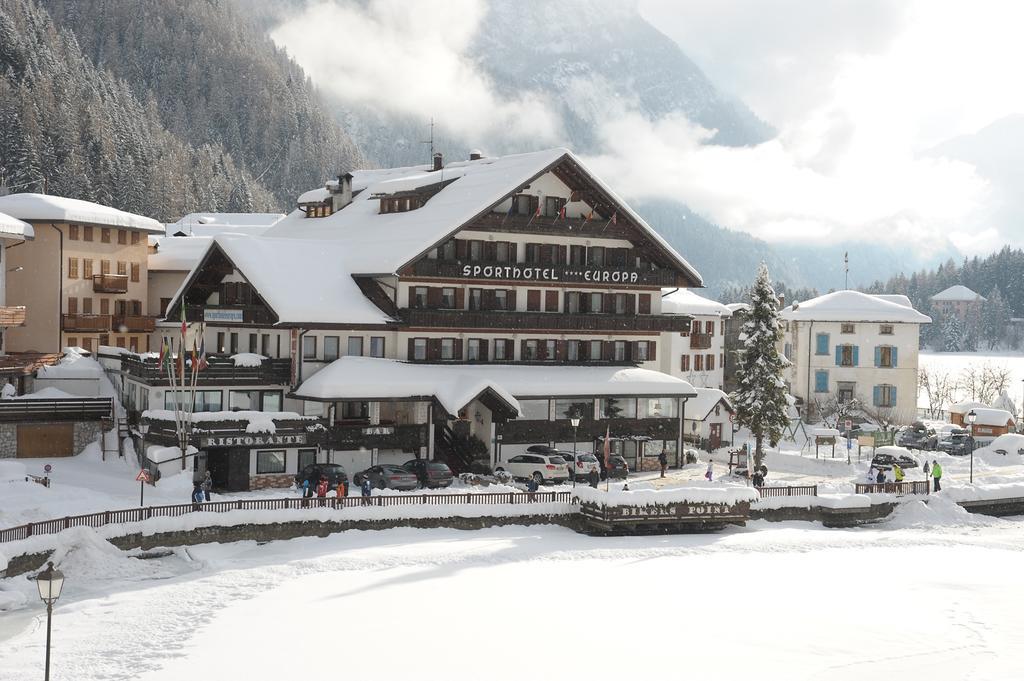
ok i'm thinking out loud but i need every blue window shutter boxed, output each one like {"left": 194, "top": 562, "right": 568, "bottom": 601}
{"left": 815, "top": 370, "right": 828, "bottom": 392}
{"left": 891, "top": 386, "right": 898, "bottom": 406}
{"left": 891, "top": 346, "right": 898, "bottom": 368}
{"left": 852, "top": 346, "right": 859, "bottom": 366}
{"left": 874, "top": 346, "right": 881, "bottom": 368}
{"left": 816, "top": 333, "right": 828, "bottom": 355}
{"left": 872, "top": 385, "right": 881, "bottom": 407}
{"left": 835, "top": 346, "right": 841, "bottom": 366}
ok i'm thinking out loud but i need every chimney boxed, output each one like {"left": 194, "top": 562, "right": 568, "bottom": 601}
{"left": 469, "top": 149, "right": 483, "bottom": 161}
{"left": 327, "top": 172, "right": 353, "bottom": 212}
{"left": 432, "top": 152, "right": 443, "bottom": 172}
{"left": 778, "top": 293, "right": 786, "bottom": 308}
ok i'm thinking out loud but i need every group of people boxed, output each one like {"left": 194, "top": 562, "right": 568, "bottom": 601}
{"left": 866, "top": 460, "right": 943, "bottom": 491}
{"left": 300, "top": 475, "right": 343, "bottom": 499}
{"left": 190, "top": 471, "right": 213, "bottom": 504}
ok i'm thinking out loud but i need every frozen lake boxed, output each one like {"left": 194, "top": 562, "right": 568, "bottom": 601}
{"left": 2, "top": 509, "right": 1023, "bottom": 680}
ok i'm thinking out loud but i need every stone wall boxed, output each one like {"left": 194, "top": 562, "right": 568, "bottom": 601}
{"left": 0, "top": 424, "right": 16, "bottom": 458}
{"left": 73, "top": 422, "right": 102, "bottom": 454}
{"left": 249, "top": 474, "right": 294, "bottom": 490}
{"left": 0, "top": 421, "right": 102, "bottom": 458}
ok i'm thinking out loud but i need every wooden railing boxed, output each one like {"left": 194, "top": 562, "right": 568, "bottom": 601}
{"left": 0, "top": 306, "right": 27, "bottom": 326}
{"left": 854, "top": 481, "right": 930, "bottom": 496}
{"left": 121, "top": 355, "right": 291, "bottom": 386}
{"left": 756, "top": 485, "right": 818, "bottom": 498}
{"left": 690, "top": 333, "right": 712, "bottom": 350}
{"left": 0, "top": 491, "right": 574, "bottom": 544}
{"left": 401, "top": 308, "right": 692, "bottom": 332}
{"left": 112, "top": 315, "right": 157, "bottom": 333}
{"left": 92, "top": 273, "right": 129, "bottom": 293}
{"left": 62, "top": 314, "right": 111, "bottom": 332}
{"left": 0, "top": 397, "right": 113, "bottom": 422}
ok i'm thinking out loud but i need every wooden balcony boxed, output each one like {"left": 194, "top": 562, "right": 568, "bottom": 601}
{"left": 121, "top": 355, "right": 292, "bottom": 386}
{"left": 92, "top": 274, "right": 129, "bottom": 294}
{"left": 0, "top": 306, "right": 27, "bottom": 327}
{"left": 466, "top": 212, "right": 636, "bottom": 240}
{"left": 409, "top": 259, "right": 680, "bottom": 287}
{"left": 112, "top": 315, "right": 157, "bottom": 333}
{"left": 62, "top": 314, "right": 111, "bottom": 332}
{"left": 400, "top": 308, "right": 692, "bottom": 332}
{"left": 690, "top": 333, "right": 712, "bottom": 349}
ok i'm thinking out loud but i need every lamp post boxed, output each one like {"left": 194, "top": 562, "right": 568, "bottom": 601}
{"left": 36, "top": 561, "right": 65, "bottom": 681}
{"left": 966, "top": 409, "right": 977, "bottom": 484}
{"left": 138, "top": 421, "right": 151, "bottom": 506}
{"left": 570, "top": 412, "right": 581, "bottom": 489}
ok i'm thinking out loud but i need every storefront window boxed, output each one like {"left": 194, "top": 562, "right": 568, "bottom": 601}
{"left": 256, "top": 450, "right": 286, "bottom": 474}
{"left": 554, "top": 399, "right": 591, "bottom": 420}
{"left": 601, "top": 397, "right": 637, "bottom": 419}
{"left": 519, "top": 399, "right": 549, "bottom": 420}
{"left": 166, "top": 390, "right": 222, "bottom": 412}
{"left": 639, "top": 398, "right": 678, "bottom": 419}
{"left": 297, "top": 449, "right": 317, "bottom": 471}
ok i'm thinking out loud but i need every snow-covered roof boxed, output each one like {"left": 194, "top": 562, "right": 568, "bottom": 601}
{"left": 267, "top": 148, "right": 702, "bottom": 284}
{"left": 949, "top": 400, "right": 988, "bottom": 414}
{"left": 724, "top": 303, "right": 749, "bottom": 313}
{"left": 780, "top": 290, "right": 931, "bottom": 324}
{"left": 873, "top": 294, "right": 913, "bottom": 308}
{"left": 962, "top": 407, "right": 1014, "bottom": 427}
{"left": 149, "top": 236, "right": 214, "bottom": 271}
{"left": 0, "top": 193, "right": 162, "bottom": 232}
{"left": 167, "top": 213, "right": 284, "bottom": 237}
{"left": 0, "top": 211, "right": 33, "bottom": 241}
{"left": 297, "top": 187, "right": 330, "bottom": 204}
{"left": 171, "top": 235, "right": 394, "bottom": 326}
{"left": 296, "top": 357, "right": 698, "bottom": 414}
{"left": 683, "top": 388, "right": 734, "bottom": 420}
{"left": 36, "top": 350, "right": 106, "bottom": 380}
{"left": 661, "top": 289, "right": 732, "bottom": 317}
{"left": 930, "top": 285, "right": 986, "bottom": 302}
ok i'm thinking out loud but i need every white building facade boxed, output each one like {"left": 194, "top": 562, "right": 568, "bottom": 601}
{"left": 659, "top": 288, "right": 731, "bottom": 390}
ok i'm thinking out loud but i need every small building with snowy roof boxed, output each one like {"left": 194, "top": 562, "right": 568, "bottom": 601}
{"left": 779, "top": 290, "right": 930, "bottom": 424}
{"left": 659, "top": 288, "right": 731, "bottom": 391}
{"left": 930, "top": 285, "right": 986, "bottom": 322}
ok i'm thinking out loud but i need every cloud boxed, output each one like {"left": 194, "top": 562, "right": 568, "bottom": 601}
{"left": 270, "top": 0, "right": 562, "bottom": 142}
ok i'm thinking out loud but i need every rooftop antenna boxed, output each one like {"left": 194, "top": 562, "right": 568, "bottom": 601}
{"left": 421, "top": 118, "right": 435, "bottom": 165}
{"left": 844, "top": 252, "right": 849, "bottom": 289}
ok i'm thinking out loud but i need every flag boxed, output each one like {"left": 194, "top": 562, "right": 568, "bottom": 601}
{"left": 534, "top": 201, "right": 541, "bottom": 218}
{"left": 558, "top": 203, "right": 566, "bottom": 220}
{"left": 191, "top": 339, "right": 199, "bottom": 372}
{"left": 180, "top": 303, "right": 187, "bottom": 337}
{"left": 583, "top": 209, "right": 593, "bottom": 223}
{"left": 176, "top": 339, "right": 184, "bottom": 378}
{"left": 197, "top": 337, "right": 209, "bottom": 371}
{"left": 610, "top": 211, "right": 617, "bottom": 225}
{"left": 157, "top": 337, "right": 167, "bottom": 368}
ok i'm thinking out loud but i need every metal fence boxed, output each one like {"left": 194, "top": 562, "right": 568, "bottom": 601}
{"left": 0, "top": 491, "right": 574, "bottom": 544}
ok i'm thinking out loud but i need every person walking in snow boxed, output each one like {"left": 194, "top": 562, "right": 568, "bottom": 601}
{"left": 201, "top": 471, "right": 213, "bottom": 501}
{"left": 893, "top": 463, "right": 905, "bottom": 483}
{"left": 360, "top": 476, "right": 373, "bottom": 505}
{"left": 923, "top": 461, "right": 931, "bottom": 476}
{"left": 867, "top": 466, "right": 876, "bottom": 483}
{"left": 191, "top": 483, "right": 204, "bottom": 506}
{"left": 301, "top": 477, "right": 311, "bottom": 499}
{"left": 875, "top": 468, "right": 885, "bottom": 484}
{"left": 316, "top": 476, "right": 329, "bottom": 499}
{"left": 705, "top": 459, "right": 714, "bottom": 482}
{"left": 658, "top": 449, "right": 669, "bottom": 478}
{"left": 336, "top": 479, "right": 347, "bottom": 498}
{"left": 588, "top": 468, "right": 599, "bottom": 488}
{"left": 932, "top": 460, "right": 942, "bottom": 492}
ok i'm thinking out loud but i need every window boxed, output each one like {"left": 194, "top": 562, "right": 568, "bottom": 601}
{"left": 880, "top": 324, "right": 894, "bottom": 335}
{"left": 439, "top": 338, "right": 454, "bottom": 360}
{"left": 130, "top": 263, "right": 140, "bottom": 283}
{"left": 564, "top": 291, "right": 580, "bottom": 314}
{"left": 544, "top": 339, "right": 556, "bottom": 361}
{"left": 439, "top": 240, "right": 456, "bottom": 260}
{"left": 298, "top": 449, "right": 317, "bottom": 471}
{"left": 67, "top": 258, "right": 79, "bottom": 279}
{"left": 413, "top": 338, "right": 427, "bottom": 361}
{"left": 784, "top": 342, "right": 792, "bottom": 360}
{"left": 67, "top": 336, "right": 77, "bottom": 347}
{"left": 873, "top": 384, "right": 896, "bottom": 408}
{"left": 640, "top": 398, "right": 678, "bottom": 418}
{"left": 876, "top": 345, "right": 897, "bottom": 368}
{"left": 166, "top": 390, "right": 222, "bottom": 412}
{"left": 83, "top": 226, "right": 93, "bottom": 242}
{"left": 338, "top": 401, "right": 369, "bottom": 421}
{"left": 519, "top": 399, "right": 549, "bottom": 420}
{"left": 706, "top": 354, "right": 715, "bottom": 370}
{"left": 130, "top": 231, "right": 140, "bottom": 245}
{"left": 82, "top": 298, "right": 93, "bottom": 314}
{"left": 303, "top": 335, "right": 317, "bottom": 359}
{"left": 589, "top": 292, "right": 603, "bottom": 312}
{"left": 468, "top": 241, "right": 482, "bottom": 261}
{"left": 567, "top": 340, "right": 580, "bottom": 362}
{"left": 555, "top": 399, "right": 591, "bottom": 420}
{"left": 589, "top": 340, "right": 603, "bottom": 361}
{"left": 100, "top": 260, "right": 110, "bottom": 275}
{"left": 523, "top": 339, "right": 538, "bottom": 360}
{"left": 837, "top": 344, "right": 858, "bottom": 367}
{"left": 100, "top": 299, "right": 109, "bottom": 315}
{"left": 815, "top": 333, "right": 829, "bottom": 355}
{"left": 117, "top": 229, "right": 127, "bottom": 245}
{"left": 525, "top": 243, "right": 541, "bottom": 264}
{"left": 838, "top": 382, "right": 856, "bottom": 403}
{"left": 569, "top": 245, "right": 586, "bottom": 266}
{"left": 601, "top": 397, "right": 637, "bottom": 419}
{"left": 468, "top": 288, "right": 483, "bottom": 311}
{"left": 216, "top": 332, "right": 226, "bottom": 353}
{"left": 841, "top": 323, "right": 855, "bottom": 334}
{"left": 83, "top": 259, "right": 94, "bottom": 279}
{"left": 694, "top": 354, "right": 703, "bottom": 371}
{"left": 636, "top": 342, "right": 649, "bottom": 361}
{"left": 370, "top": 337, "right": 385, "bottom": 358}
{"left": 261, "top": 334, "right": 271, "bottom": 357}
{"left": 492, "top": 339, "right": 506, "bottom": 361}
{"left": 467, "top": 338, "right": 481, "bottom": 361}
{"left": 318, "top": 336, "right": 338, "bottom": 361}
{"left": 495, "top": 242, "right": 511, "bottom": 262}
{"left": 68, "top": 225, "right": 79, "bottom": 240}
{"left": 814, "top": 370, "right": 829, "bottom": 393}
{"left": 248, "top": 333, "right": 258, "bottom": 354}
{"left": 230, "top": 390, "right": 282, "bottom": 412}
{"left": 614, "top": 293, "right": 626, "bottom": 315}
{"left": 589, "top": 246, "right": 605, "bottom": 266}
{"left": 680, "top": 355, "right": 690, "bottom": 372}
{"left": 347, "top": 336, "right": 364, "bottom": 357}
{"left": 229, "top": 332, "right": 239, "bottom": 354}
{"left": 613, "top": 341, "right": 626, "bottom": 361}
{"left": 101, "top": 228, "right": 111, "bottom": 243}
{"left": 117, "top": 261, "right": 127, "bottom": 276}
{"left": 494, "top": 290, "right": 508, "bottom": 310}
{"left": 412, "top": 287, "right": 428, "bottom": 308}
{"left": 256, "top": 450, "right": 286, "bottom": 474}
{"left": 441, "top": 287, "right": 456, "bottom": 309}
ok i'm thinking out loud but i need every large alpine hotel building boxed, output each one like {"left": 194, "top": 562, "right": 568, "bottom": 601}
{"left": 130, "top": 149, "right": 708, "bottom": 490}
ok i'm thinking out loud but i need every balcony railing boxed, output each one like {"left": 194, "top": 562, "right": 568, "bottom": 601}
{"left": 409, "top": 259, "right": 680, "bottom": 287}
{"left": 62, "top": 314, "right": 111, "bottom": 332}
{"left": 92, "top": 274, "right": 129, "bottom": 294}
{"left": 467, "top": 212, "right": 634, "bottom": 238}
{"left": 690, "top": 333, "right": 712, "bottom": 349}
{"left": 121, "top": 355, "right": 292, "bottom": 386}
{"left": 112, "top": 315, "right": 157, "bottom": 333}
{"left": 400, "top": 308, "right": 692, "bottom": 332}
{"left": 0, "top": 306, "right": 26, "bottom": 327}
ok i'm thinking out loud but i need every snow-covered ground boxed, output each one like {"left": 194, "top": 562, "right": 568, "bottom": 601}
{"left": 919, "top": 350, "right": 1024, "bottom": 410}
{"left": 1, "top": 510, "right": 1023, "bottom": 680}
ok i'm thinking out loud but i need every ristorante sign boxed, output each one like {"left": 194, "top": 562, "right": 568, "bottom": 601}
{"left": 200, "top": 433, "right": 308, "bottom": 448}
{"left": 459, "top": 264, "right": 640, "bottom": 284}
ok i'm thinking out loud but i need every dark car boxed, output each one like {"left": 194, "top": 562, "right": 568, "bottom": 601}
{"left": 936, "top": 428, "right": 970, "bottom": 456}
{"left": 403, "top": 459, "right": 454, "bottom": 488}
{"left": 870, "top": 447, "right": 920, "bottom": 471}
{"left": 897, "top": 422, "right": 938, "bottom": 451}
{"left": 294, "top": 463, "right": 348, "bottom": 490}
{"left": 594, "top": 453, "right": 629, "bottom": 480}
{"left": 353, "top": 464, "right": 420, "bottom": 491}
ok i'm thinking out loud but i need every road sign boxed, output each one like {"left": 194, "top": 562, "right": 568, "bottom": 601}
{"left": 136, "top": 469, "right": 151, "bottom": 483}
{"left": 44, "top": 464, "right": 52, "bottom": 474}
{"left": 844, "top": 419, "right": 852, "bottom": 431}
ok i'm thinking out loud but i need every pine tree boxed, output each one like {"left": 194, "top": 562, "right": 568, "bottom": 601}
{"left": 732, "top": 263, "right": 791, "bottom": 469}
{"left": 982, "top": 287, "right": 1007, "bottom": 350}
{"left": 942, "top": 315, "right": 964, "bottom": 353}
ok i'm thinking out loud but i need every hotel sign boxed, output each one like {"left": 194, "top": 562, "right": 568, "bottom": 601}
{"left": 203, "top": 309, "right": 245, "bottom": 323}
{"left": 460, "top": 264, "right": 640, "bottom": 284}
{"left": 200, "top": 433, "right": 307, "bottom": 448}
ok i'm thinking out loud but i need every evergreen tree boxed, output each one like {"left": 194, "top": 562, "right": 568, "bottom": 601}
{"left": 982, "top": 286, "right": 1008, "bottom": 350}
{"left": 731, "top": 263, "right": 791, "bottom": 468}
{"left": 942, "top": 315, "right": 964, "bottom": 353}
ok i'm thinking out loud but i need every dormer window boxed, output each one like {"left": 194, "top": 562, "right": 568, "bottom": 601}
{"left": 379, "top": 196, "right": 421, "bottom": 214}
{"left": 303, "top": 202, "right": 333, "bottom": 218}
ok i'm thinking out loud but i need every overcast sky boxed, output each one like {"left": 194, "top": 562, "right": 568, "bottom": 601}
{"left": 273, "top": 0, "right": 1024, "bottom": 256}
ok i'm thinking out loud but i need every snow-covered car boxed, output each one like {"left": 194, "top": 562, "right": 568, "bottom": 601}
{"left": 897, "top": 422, "right": 938, "bottom": 450}
{"left": 495, "top": 453, "right": 569, "bottom": 484}
{"left": 983, "top": 433, "right": 1024, "bottom": 457}
{"left": 871, "top": 446, "right": 919, "bottom": 471}
{"left": 936, "top": 428, "right": 970, "bottom": 456}
{"left": 562, "top": 452, "right": 600, "bottom": 480}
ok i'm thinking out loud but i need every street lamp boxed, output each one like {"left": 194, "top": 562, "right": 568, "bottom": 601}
{"left": 35, "top": 561, "right": 65, "bottom": 681}
{"left": 138, "top": 421, "right": 151, "bottom": 506}
{"left": 966, "top": 409, "right": 977, "bottom": 484}
{"left": 570, "top": 411, "right": 581, "bottom": 489}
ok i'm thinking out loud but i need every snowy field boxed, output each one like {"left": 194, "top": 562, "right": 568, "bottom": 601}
{"left": 919, "top": 350, "right": 1024, "bottom": 410}
{"left": 1, "top": 509, "right": 1023, "bottom": 681}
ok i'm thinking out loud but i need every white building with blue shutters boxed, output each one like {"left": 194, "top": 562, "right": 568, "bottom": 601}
{"left": 779, "top": 291, "right": 931, "bottom": 423}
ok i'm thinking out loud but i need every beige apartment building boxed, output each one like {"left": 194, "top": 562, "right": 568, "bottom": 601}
{"left": 0, "top": 194, "right": 164, "bottom": 354}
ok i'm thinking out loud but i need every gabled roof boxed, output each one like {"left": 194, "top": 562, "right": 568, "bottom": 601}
{"left": 930, "top": 285, "right": 986, "bottom": 302}
{"left": 661, "top": 289, "right": 732, "bottom": 317}
{"left": 873, "top": 294, "right": 913, "bottom": 308}
{"left": 0, "top": 211, "right": 33, "bottom": 240}
{"left": 962, "top": 407, "right": 1014, "bottom": 427}
{"left": 167, "top": 235, "right": 394, "bottom": 326}
{"left": 0, "top": 193, "right": 162, "bottom": 232}
{"left": 684, "top": 388, "right": 734, "bottom": 420}
{"left": 149, "top": 236, "right": 214, "bottom": 271}
{"left": 266, "top": 148, "right": 702, "bottom": 285}
{"left": 780, "top": 290, "right": 931, "bottom": 323}
{"left": 167, "top": 212, "right": 285, "bottom": 237}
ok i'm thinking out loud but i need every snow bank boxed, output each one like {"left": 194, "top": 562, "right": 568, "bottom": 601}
{"left": 972, "top": 434, "right": 1024, "bottom": 462}
{"left": 572, "top": 484, "right": 759, "bottom": 506}
{"left": 230, "top": 353, "right": 266, "bottom": 367}
{"left": 886, "top": 495, "right": 1000, "bottom": 529}
{"left": 11, "top": 386, "right": 75, "bottom": 399}
{"left": 0, "top": 460, "right": 28, "bottom": 482}
{"left": 940, "top": 482, "right": 1024, "bottom": 503}
{"left": 752, "top": 493, "right": 872, "bottom": 511}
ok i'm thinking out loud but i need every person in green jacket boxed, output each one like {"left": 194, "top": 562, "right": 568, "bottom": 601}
{"left": 932, "top": 460, "right": 942, "bottom": 491}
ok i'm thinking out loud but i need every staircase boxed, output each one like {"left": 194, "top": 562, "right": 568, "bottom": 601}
{"left": 433, "top": 423, "right": 478, "bottom": 474}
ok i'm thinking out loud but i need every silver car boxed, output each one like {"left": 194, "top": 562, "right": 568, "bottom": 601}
{"left": 353, "top": 464, "right": 420, "bottom": 491}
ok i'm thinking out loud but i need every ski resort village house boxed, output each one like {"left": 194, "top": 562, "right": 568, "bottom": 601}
{"left": 779, "top": 291, "right": 930, "bottom": 422}
{"left": 0, "top": 211, "right": 33, "bottom": 356}
{"left": 659, "top": 288, "right": 731, "bottom": 390}
{"left": 0, "top": 193, "right": 164, "bottom": 354}
{"left": 929, "top": 285, "right": 986, "bottom": 322}
{"left": 126, "top": 148, "right": 706, "bottom": 490}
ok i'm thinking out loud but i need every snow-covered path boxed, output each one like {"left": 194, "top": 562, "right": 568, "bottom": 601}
{"left": 1, "top": 508, "right": 1023, "bottom": 681}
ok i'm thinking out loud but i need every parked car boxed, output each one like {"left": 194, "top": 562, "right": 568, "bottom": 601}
{"left": 897, "top": 422, "right": 938, "bottom": 450}
{"left": 353, "top": 464, "right": 420, "bottom": 491}
{"left": 495, "top": 453, "right": 569, "bottom": 484}
{"left": 595, "top": 453, "right": 629, "bottom": 480}
{"left": 402, "top": 459, "right": 454, "bottom": 488}
{"left": 562, "top": 451, "right": 601, "bottom": 480}
{"left": 871, "top": 446, "right": 920, "bottom": 471}
{"left": 294, "top": 463, "right": 348, "bottom": 490}
{"left": 936, "top": 428, "right": 970, "bottom": 456}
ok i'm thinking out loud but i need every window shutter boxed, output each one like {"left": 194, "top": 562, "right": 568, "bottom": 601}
{"left": 453, "top": 339, "right": 463, "bottom": 360}
{"left": 520, "top": 339, "right": 528, "bottom": 360}
{"left": 505, "top": 339, "right": 514, "bottom": 359}
{"left": 604, "top": 341, "right": 615, "bottom": 360}
{"left": 455, "top": 240, "right": 467, "bottom": 260}
{"left": 479, "top": 339, "right": 489, "bottom": 361}
{"left": 484, "top": 242, "right": 497, "bottom": 260}
{"left": 815, "top": 371, "right": 828, "bottom": 393}
{"left": 537, "top": 341, "right": 548, "bottom": 360}
{"left": 638, "top": 294, "right": 651, "bottom": 314}
{"left": 625, "top": 295, "right": 636, "bottom": 315}
{"left": 509, "top": 243, "right": 517, "bottom": 262}
{"left": 527, "top": 289, "right": 541, "bottom": 311}
{"left": 455, "top": 288, "right": 465, "bottom": 310}
{"left": 835, "top": 346, "right": 842, "bottom": 366}
{"left": 874, "top": 346, "right": 881, "bottom": 368}
{"left": 507, "top": 289, "right": 517, "bottom": 310}
{"left": 428, "top": 339, "right": 441, "bottom": 360}
{"left": 555, "top": 340, "right": 567, "bottom": 360}
{"left": 872, "top": 386, "right": 881, "bottom": 407}
{"left": 648, "top": 342, "right": 657, "bottom": 361}
{"left": 603, "top": 294, "right": 615, "bottom": 314}
{"left": 544, "top": 290, "right": 558, "bottom": 312}
{"left": 891, "top": 347, "right": 898, "bottom": 368}
{"left": 407, "top": 338, "right": 416, "bottom": 360}
{"left": 482, "top": 289, "right": 495, "bottom": 311}
{"left": 891, "top": 386, "right": 898, "bottom": 405}
{"left": 852, "top": 346, "right": 859, "bottom": 366}
{"left": 556, "top": 245, "right": 567, "bottom": 264}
